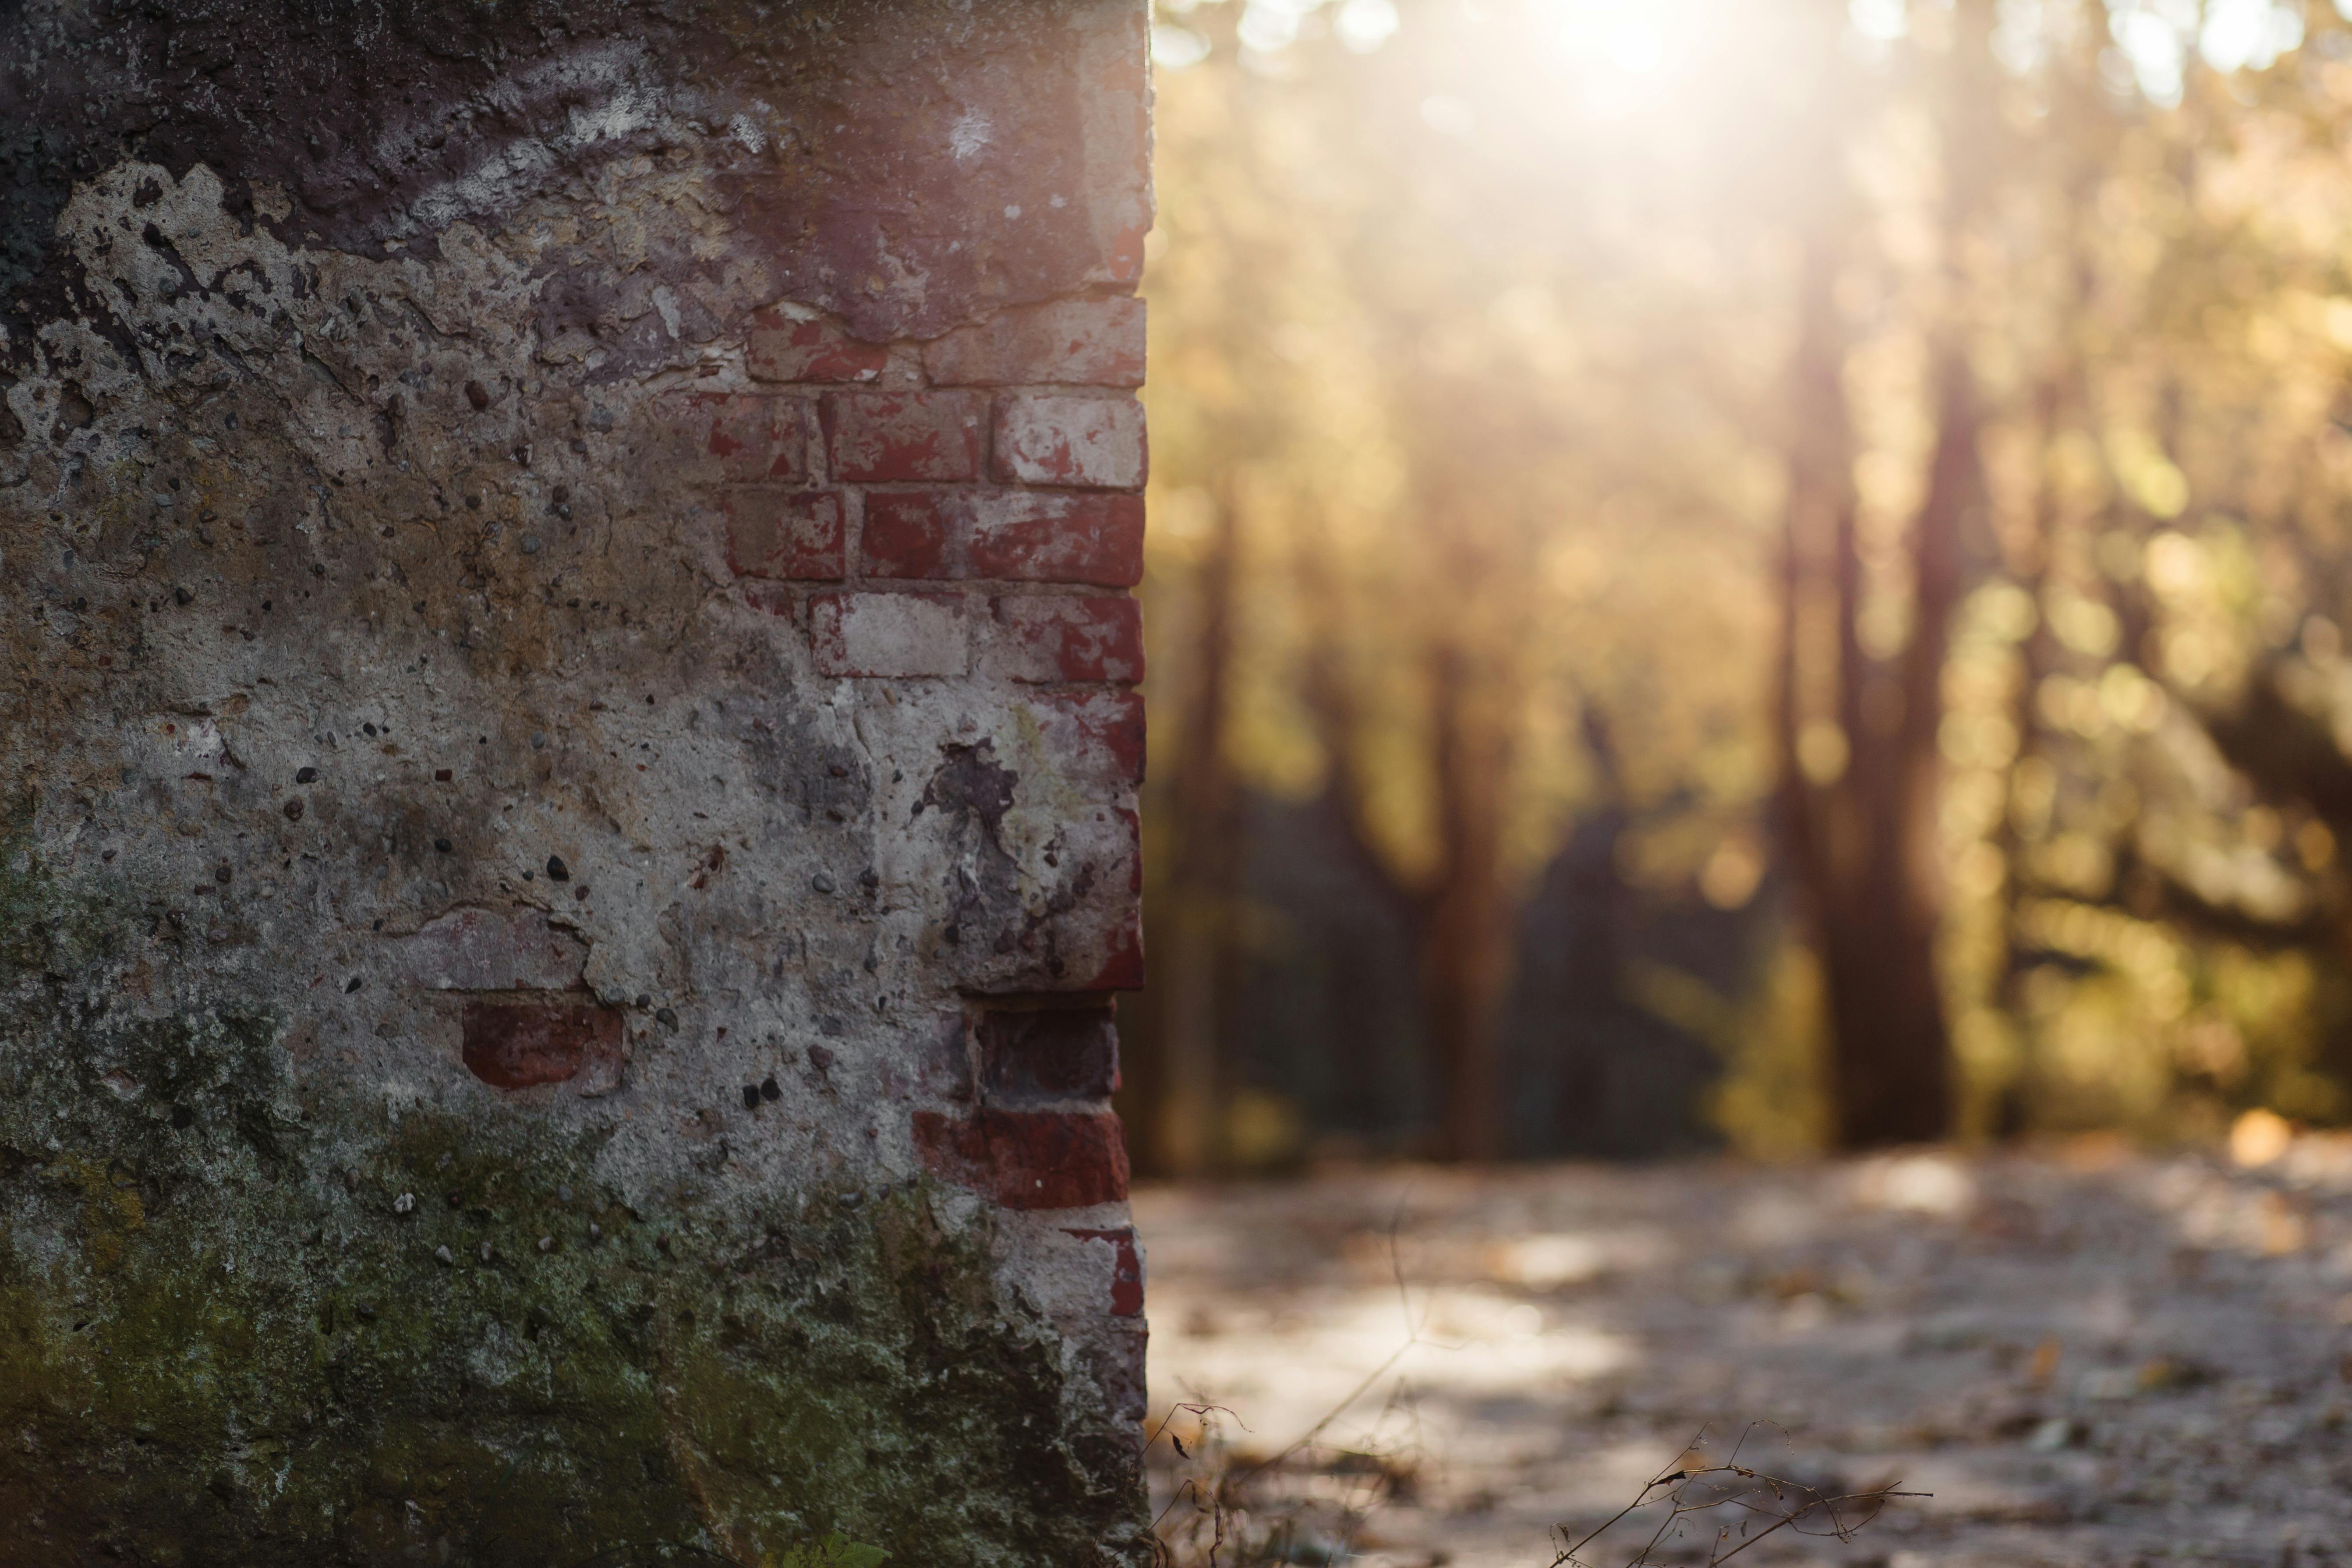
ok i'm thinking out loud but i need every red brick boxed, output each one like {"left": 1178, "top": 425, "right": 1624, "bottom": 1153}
{"left": 974, "top": 1006, "right": 1120, "bottom": 1104}
{"left": 968, "top": 492, "right": 1142, "bottom": 585}
{"left": 822, "top": 392, "right": 984, "bottom": 482}
{"left": 724, "top": 490, "right": 846, "bottom": 580}
{"left": 1106, "top": 222, "right": 1147, "bottom": 288}
{"left": 1087, "top": 813, "right": 1145, "bottom": 994}
{"left": 1086, "top": 905, "right": 1146, "bottom": 992}
{"left": 1018, "top": 690, "right": 1146, "bottom": 786}
{"left": 747, "top": 312, "right": 888, "bottom": 384}
{"left": 460, "top": 1001, "right": 622, "bottom": 1090}
{"left": 672, "top": 393, "right": 808, "bottom": 481}
{"left": 996, "top": 595, "right": 1143, "bottom": 683}
{"left": 992, "top": 394, "right": 1146, "bottom": 488}
{"left": 859, "top": 491, "right": 955, "bottom": 579}
{"left": 923, "top": 297, "right": 1146, "bottom": 387}
{"left": 911, "top": 1108, "right": 1130, "bottom": 1209}
{"left": 810, "top": 591, "right": 969, "bottom": 678}
{"left": 859, "top": 491, "right": 1142, "bottom": 586}
{"left": 1062, "top": 1226, "right": 1145, "bottom": 1317}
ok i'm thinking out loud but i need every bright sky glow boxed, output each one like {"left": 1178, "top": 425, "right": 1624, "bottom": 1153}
{"left": 1534, "top": 0, "right": 1683, "bottom": 76}
{"left": 1335, "top": 0, "right": 1403, "bottom": 52}
{"left": 2197, "top": 0, "right": 2303, "bottom": 72}
{"left": 1835, "top": 0, "right": 2310, "bottom": 99}
{"left": 1161, "top": 0, "right": 2327, "bottom": 109}
{"left": 2113, "top": 3, "right": 2189, "bottom": 104}
{"left": 1849, "top": 0, "right": 1907, "bottom": 44}
{"left": 1151, "top": 21, "right": 1213, "bottom": 68}
{"left": 1235, "top": 0, "right": 1305, "bottom": 53}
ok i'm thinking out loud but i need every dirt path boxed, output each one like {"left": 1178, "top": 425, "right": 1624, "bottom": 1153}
{"left": 1134, "top": 1145, "right": 2352, "bottom": 1566}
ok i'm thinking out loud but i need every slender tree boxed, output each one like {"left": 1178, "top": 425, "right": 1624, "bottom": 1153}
{"left": 1775, "top": 0, "right": 1997, "bottom": 1146}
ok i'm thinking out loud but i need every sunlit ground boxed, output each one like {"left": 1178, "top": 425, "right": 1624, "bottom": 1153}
{"left": 1138, "top": 1141, "right": 2352, "bottom": 1566}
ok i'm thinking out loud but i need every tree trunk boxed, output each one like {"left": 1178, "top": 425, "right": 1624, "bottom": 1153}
{"left": 1775, "top": 0, "right": 1992, "bottom": 1148}
{"left": 1157, "top": 485, "right": 1243, "bottom": 1175}
{"left": 1305, "top": 576, "right": 1517, "bottom": 1161}
{"left": 1420, "top": 641, "right": 1514, "bottom": 1162}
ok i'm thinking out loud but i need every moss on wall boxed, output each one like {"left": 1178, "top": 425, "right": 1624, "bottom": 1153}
{"left": 0, "top": 803, "right": 1139, "bottom": 1567}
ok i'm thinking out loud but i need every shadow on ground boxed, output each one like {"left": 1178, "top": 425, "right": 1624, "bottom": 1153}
{"left": 1138, "top": 1144, "right": 2352, "bottom": 1567}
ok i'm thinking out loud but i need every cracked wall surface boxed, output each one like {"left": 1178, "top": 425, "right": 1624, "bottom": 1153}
{"left": 0, "top": 3, "right": 1153, "bottom": 1563}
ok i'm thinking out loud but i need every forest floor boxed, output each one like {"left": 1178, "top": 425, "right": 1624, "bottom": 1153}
{"left": 1135, "top": 1140, "right": 2352, "bottom": 1567}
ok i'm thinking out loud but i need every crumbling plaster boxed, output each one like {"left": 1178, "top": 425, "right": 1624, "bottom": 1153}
{"left": 0, "top": 2, "right": 1155, "bottom": 1562}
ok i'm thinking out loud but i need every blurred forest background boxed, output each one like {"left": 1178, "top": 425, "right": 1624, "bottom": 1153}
{"left": 1116, "top": 0, "right": 2352, "bottom": 1172}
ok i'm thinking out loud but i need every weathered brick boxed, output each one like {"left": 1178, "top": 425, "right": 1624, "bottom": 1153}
{"left": 1061, "top": 1226, "right": 1146, "bottom": 1317}
{"left": 859, "top": 491, "right": 955, "bottom": 579}
{"left": 1017, "top": 690, "right": 1146, "bottom": 786}
{"left": 672, "top": 393, "right": 808, "bottom": 481}
{"left": 992, "top": 394, "right": 1146, "bottom": 488}
{"left": 460, "top": 1001, "right": 623, "bottom": 1090}
{"left": 975, "top": 1005, "right": 1120, "bottom": 1104}
{"left": 747, "top": 311, "right": 889, "bottom": 384}
{"left": 1087, "top": 811, "right": 1146, "bottom": 992}
{"left": 923, "top": 297, "right": 1146, "bottom": 387}
{"left": 911, "top": 1108, "right": 1131, "bottom": 1209}
{"left": 823, "top": 392, "right": 984, "bottom": 482}
{"left": 810, "top": 591, "right": 969, "bottom": 678}
{"left": 1087, "top": 913, "right": 1146, "bottom": 992}
{"left": 995, "top": 595, "right": 1143, "bottom": 683}
{"left": 860, "top": 490, "right": 1143, "bottom": 586}
{"left": 969, "top": 492, "right": 1143, "bottom": 585}
{"left": 724, "top": 489, "right": 846, "bottom": 580}
{"left": 392, "top": 908, "right": 584, "bottom": 991}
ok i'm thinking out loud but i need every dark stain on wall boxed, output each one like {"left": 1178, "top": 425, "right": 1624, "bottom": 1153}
{"left": 0, "top": 0, "right": 1148, "bottom": 364}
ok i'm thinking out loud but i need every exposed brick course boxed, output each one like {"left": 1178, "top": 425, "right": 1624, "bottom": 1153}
{"left": 1019, "top": 691, "right": 1148, "bottom": 786}
{"left": 823, "top": 391, "right": 985, "bottom": 482}
{"left": 976, "top": 1005, "right": 1121, "bottom": 1104}
{"left": 923, "top": 297, "right": 1146, "bottom": 387}
{"left": 993, "top": 394, "right": 1148, "bottom": 488}
{"left": 860, "top": 491, "right": 955, "bottom": 579}
{"left": 810, "top": 591, "right": 969, "bottom": 678}
{"left": 747, "top": 312, "right": 890, "bottom": 383}
{"left": 723, "top": 489, "right": 847, "bottom": 580}
{"left": 969, "top": 492, "right": 1145, "bottom": 584}
{"left": 911, "top": 1108, "right": 1132, "bottom": 1210}
{"left": 677, "top": 393, "right": 810, "bottom": 482}
{"left": 860, "top": 490, "right": 1143, "bottom": 586}
{"left": 996, "top": 595, "right": 1145, "bottom": 684}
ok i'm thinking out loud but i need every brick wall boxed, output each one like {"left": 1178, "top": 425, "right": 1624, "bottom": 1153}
{"left": 0, "top": 1, "right": 1154, "bottom": 1561}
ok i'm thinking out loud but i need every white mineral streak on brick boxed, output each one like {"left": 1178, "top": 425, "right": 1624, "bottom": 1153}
{"left": 950, "top": 109, "right": 994, "bottom": 160}
{"left": 992, "top": 394, "right": 1147, "bottom": 488}
{"left": 987, "top": 395, "right": 1143, "bottom": 486}
{"left": 810, "top": 591, "right": 969, "bottom": 678}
